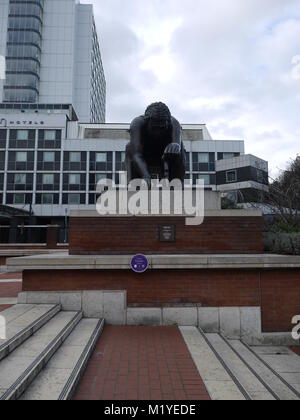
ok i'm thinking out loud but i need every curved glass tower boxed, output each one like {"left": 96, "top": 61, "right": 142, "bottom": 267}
{"left": 4, "top": 0, "right": 44, "bottom": 102}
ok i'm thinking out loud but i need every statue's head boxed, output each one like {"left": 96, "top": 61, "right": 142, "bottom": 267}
{"left": 144, "top": 102, "right": 171, "bottom": 138}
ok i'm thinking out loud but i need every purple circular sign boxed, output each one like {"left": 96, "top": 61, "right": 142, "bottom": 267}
{"left": 131, "top": 254, "right": 149, "bottom": 273}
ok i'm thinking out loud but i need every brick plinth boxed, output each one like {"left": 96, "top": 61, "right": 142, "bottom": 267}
{"left": 22, "top": 267, "right": 300, "bottom": 333}
{"left": 69, "top": 216, "right": 263, "bottom": 255}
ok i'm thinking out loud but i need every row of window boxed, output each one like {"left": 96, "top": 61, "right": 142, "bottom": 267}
{"left": 12, "top": 129, "right": 57, "bottom": 141}
{"left": 8, "top": 193, "right": 82, "bottom": 206}
{"left": 3, "top": 172, "right": 217, "bottom": 188}
{"left": 9, "top": 1, "right": 44, "bottom": 19}
{"left": 7, "top": 29, "right": 42, "bottom": 46}
{"left": 8, "top": 151, "right": 112, "bottom": 163}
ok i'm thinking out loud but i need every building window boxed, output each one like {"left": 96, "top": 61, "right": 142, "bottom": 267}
{"left": 96, "top": 173, "right": 107, "bottom": 184}
{"left": 14, "top": 173, "right": 26, "bottom": 184}
{"left": 44, "top": 130, "right": 56, "bottom": 141}
{"left": 70, "top": 152, "right": 81, "bottom": 163}
{"left": 16, "top": 151, "right": 27, "bottom": 162}
{"left": 42, "top": 194, "right": 53, "bottom": 205}
{"left": 68, "top": 194, "right": 80, "bottom": 205}
{"left": 198, "top": 153, "right": 209, "bottom": 163}
{"left": 44, "top": 152, "right": 55, "bottom": 162}
{"left": 14, "top": 193, "right": 25, "bottom": 205}
{"left": 96, "top": 152, "right": 107, "bottom": 163}
{"left": 223, "top": 153, "right": 235, "bottom": 160}
{"left": 226, "top": 170, "right": 237, "bottom": 183}
{"left": 197, "top": 174, "right": 210, "bottom": 185}
{"left": 69, "top": 174, "right": 81, "bottom": 185}
{"left": 257, "top": 169, "right": 264, "bottom": 183}
{"left": 16, "top": 130, "right": 29, "bottom": 141}
{"left": 43, "top": 174, "right": 54, "bottom": 185}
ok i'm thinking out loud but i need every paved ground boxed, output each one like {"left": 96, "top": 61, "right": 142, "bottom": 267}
{"left": 0, "top": 271, "right": 22, "bottom": 312}
{"left": 74, "top": 326, "right": 210, "bottom": 401}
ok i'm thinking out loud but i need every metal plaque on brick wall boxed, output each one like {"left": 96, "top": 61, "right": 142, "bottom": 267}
{"left": 158, "top": 225, "right": 176, "bottom": 242}
{"left": 131, "top": 254, "right": 149, "bottom": 273}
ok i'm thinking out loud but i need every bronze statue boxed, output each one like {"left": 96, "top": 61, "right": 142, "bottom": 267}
{"left": 126, "top": 102, "right": 186, "bottom": 185}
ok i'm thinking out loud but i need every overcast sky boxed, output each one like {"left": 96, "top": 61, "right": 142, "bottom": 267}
{"left": 82, "top": 0, "right": 300, "bottom": 176}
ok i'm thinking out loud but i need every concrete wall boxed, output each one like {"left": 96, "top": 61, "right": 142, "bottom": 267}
{"left": 17, "top": 290, "right": 298, "bottom": 346}
{"left": 39, "top": 0, "right": 76, "bottom": 104}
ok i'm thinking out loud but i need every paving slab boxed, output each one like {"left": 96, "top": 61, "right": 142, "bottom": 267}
{"left": 250, "top": 345, "right": 300, "bottom": 398}
{"left": 229, "top": 340, "right": 299, "bottom": 400}
{"left": 180, "top": 327, "right": 245, "bottom": 400}
{"left": 205, "top": 333, "right": 276, "bottom": 400}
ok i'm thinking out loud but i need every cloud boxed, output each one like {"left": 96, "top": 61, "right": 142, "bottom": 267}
{"left": 82, "top": 0, "right": 300, "bottom": 175}
{"left": 292, "top": 55, "right": 300, "bottom": 80}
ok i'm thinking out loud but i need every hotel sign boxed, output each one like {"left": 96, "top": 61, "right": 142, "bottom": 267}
{"left": 0, "top": 118, "right": 45, "bottom": 127}
{"left": 0, "top": 114, "right": 66, "bottom": 128}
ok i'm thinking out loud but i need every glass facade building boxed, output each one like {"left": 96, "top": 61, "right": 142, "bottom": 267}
{"left": 90, "top": 19, "right": 106, "bottom": 123}
{"left": 4, "top": 0, "right": 44, "bottom": 103}
{"left": 0, "top": 0, "right": 106, "bottom": 122}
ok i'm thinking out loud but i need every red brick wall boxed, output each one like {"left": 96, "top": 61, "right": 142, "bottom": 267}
{"left": 23, "top": 268, "right": 260, "bottom": 307}
{"left": 69, "top": 216, "right": 263, "bottom": 255}
{"left": 261, "top": 270, "right": 300, "bottom": 333}
{"left": 22, "top": 267, "right": 300, "bottom": 333}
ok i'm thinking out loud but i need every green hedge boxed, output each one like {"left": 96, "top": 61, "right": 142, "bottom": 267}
{"left": 264, "top": 232, "right": 300, "bottom": 255}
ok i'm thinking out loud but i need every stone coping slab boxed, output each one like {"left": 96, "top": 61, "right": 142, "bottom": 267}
{"left": 0, "top": 249, "right": 68, "bottom": 257}
{"left": 70, "top": 209, "right": 262, "bottom": 218}
{"left": 6, "top": 253, "right": 300, "bottom": 271}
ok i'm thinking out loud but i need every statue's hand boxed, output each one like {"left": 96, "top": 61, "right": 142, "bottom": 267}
{"left": 163, "top": 143, "right": 181, "bottom": 161}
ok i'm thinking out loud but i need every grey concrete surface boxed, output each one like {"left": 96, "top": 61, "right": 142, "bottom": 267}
{"left": 20, "top": 318, "right": 104, "bottom": 400}
{"left": 205, "top": 333, "right": 275, "bottom": 400}
{"left": 8, "top": 253, "right": 300, "bottom": 272}
{"left": 180, "top": 327, "right": 246, "bottom": 400}
{"left": 0, "top": 311, "right": 81, "bottom": 400}
{"left": 229, "top": 340, "right": 299, "bottom": 400}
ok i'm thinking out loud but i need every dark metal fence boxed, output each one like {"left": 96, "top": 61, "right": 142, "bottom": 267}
{"left": 0, "top": 225, "right": 68, "bottom": 245}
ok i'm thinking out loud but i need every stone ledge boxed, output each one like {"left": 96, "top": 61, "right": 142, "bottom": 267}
{"left": 7, "top": 253, "right": 300, "bottom": 271}
{"left": 70, "top": 209, "right": 262, "bottom": 218}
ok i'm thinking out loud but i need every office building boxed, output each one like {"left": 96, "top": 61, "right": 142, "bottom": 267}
{"left": 0, "top": 0, "right": 106, "bottom": 122}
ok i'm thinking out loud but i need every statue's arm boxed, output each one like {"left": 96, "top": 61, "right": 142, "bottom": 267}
{"left": 171, "top": 117, "right": 182, "bottom": 146}
{"left": 163, "top": 117, "right": 186, "bottom": 181}
{"left": 163, "top": 117, "right": 183, "bottom": 158}
{"left": 129, "top": 117, "right": 151, "bottom": 182}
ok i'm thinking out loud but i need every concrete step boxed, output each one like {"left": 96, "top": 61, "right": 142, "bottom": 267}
{"left": 180, "top": 327, "right": 246, "bottom": 400}
{"left": 0, "top": 311, "right": 82, "bottom": 400}
{"left": 0, "top": 304, "right": 61, "bottom": 362}
{"left": 20, "top": 318, "right": 104, "bottom": 400}
{"left": 204, "top": 333, "right": 276, "bottom": 400}
{"left": 249, "top": 345, "right": 300, "bottom": 398}
{"left": 228, "top": 341, "right": 300, "bottom": 400}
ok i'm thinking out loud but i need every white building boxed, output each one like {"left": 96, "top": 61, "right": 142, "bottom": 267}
{"left": 0, "top": 0, "right": 106, "bottom": 122}
{"left": 0, "top": 107, "right": 268, "bottom": 224}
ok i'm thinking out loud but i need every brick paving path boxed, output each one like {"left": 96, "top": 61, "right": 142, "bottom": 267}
{"left": 0, "top": 281, "right": 22, "bottom": 298}
{"left": 0, "top": 272, "right": 22, "bottom": 280}
{"left": 291, "top": 347, "right": 300, "bottom": 356}
{"left": 74, "top": 326, "right": 210, "bottom": 401}
{"left": 0, "top": 272, "right": 22, "bottom": 311}
{"left": 0, "top": 304, "right": 12, "bottom": 312}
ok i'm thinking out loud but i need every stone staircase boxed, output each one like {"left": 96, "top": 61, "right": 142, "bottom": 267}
{"left": 180, "top": 327, "right": 300, "bottom": 401}
{"left": 0, "top": 304, "right": 104, "bottom": 400}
